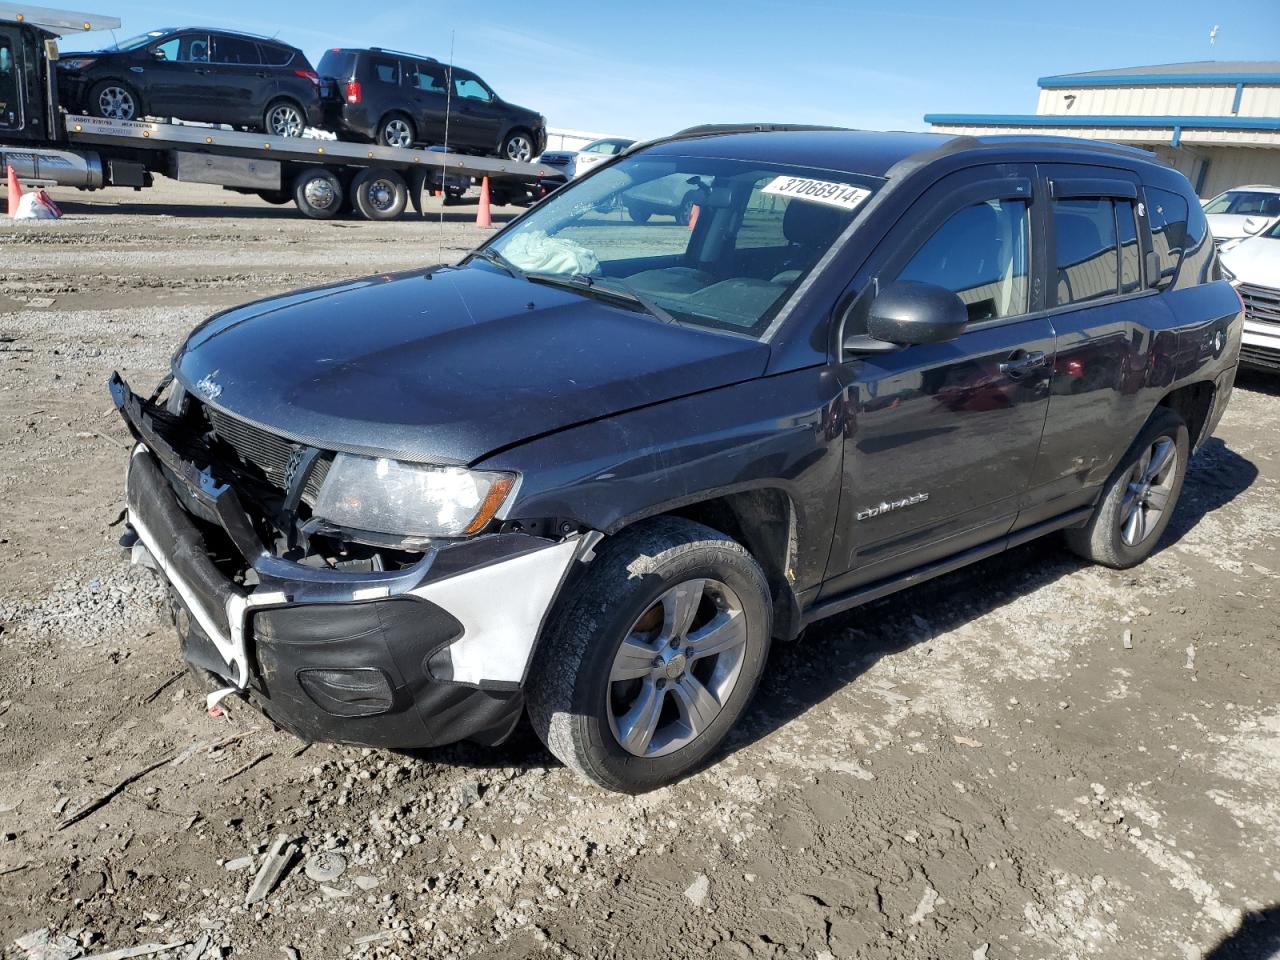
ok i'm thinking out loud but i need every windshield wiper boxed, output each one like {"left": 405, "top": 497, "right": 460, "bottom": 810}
{"left": 466, "top": 248, "right": 526, "bottom": 281}
{"left": 527, "top": 273, "right": 679, "bottom": 325}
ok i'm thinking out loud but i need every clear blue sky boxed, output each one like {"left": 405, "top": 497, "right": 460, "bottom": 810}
{"left": 64, "top": 0, "right": 1280, "bottom": 139}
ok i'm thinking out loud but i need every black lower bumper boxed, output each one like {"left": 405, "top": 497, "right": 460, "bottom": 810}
{"left": 138, "top": 457, "right": 526, "bottom": 747}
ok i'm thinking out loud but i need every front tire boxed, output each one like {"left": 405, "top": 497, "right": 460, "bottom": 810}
{"left": 528, "top": 517, "right": 772, "bottom": 793}
{"left": 88, "top": 80, "right": 141, "bottom": 121}
{"left": 1065, "top": 407, "right": 1189, "bottom": 569}
{"left": 500, "top": 128, "right": 535, "bottom": 162}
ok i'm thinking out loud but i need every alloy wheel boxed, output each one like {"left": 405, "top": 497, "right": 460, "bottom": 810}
{"left": 363, "top": 178, "right": 397, "bottom": 213}
{"left": 268, "top": 104, "right": 304, "bottom": 138}
{"left": 302, "top": 177, "right": 337, "bottom": 211}
{"left": 382, "top": 119, "right": 413, "bottom": 148}
{"left": 607, "top": 578, "right": 748, "bottom": 759}
{"left": 1119, "top": 437, "right": 1179, "bottom": 546}
{"left": 98, "top": 86, "right": 136, "bottom": 121}
{"left": 505, "top": 135, "right": 533, "bottom": 162}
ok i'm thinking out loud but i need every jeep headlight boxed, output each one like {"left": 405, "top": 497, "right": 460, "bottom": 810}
{"left": 313, "top": 454, "right": 516, "bottom": 538}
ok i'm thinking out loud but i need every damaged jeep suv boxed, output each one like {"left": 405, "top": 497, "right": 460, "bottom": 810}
{"left": 112, "top": 126, "right": 1241, "bottom": 793}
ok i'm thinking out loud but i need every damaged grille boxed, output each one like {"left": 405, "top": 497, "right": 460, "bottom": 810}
{"left": 201, "top": 405, "right": 329, "bottom": 505}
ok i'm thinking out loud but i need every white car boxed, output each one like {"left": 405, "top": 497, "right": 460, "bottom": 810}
{"left": 1203, "top": 185, "right": 1280, "bottom": 246}
{"left": 536, "top": 137, "right": 635, "bottom": 180}
{"left": 1220, "top": 222, "right": 1280, "bottom": 372}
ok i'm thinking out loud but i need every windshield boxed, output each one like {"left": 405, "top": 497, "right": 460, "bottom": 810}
{"left": 1204, "top": 190, "right": 1280, "bottom": 216}
{"left": 481, "top": 153, "right": 882, "bottom": 337}
{"left": 110, "top": 31, "right": 167, "bottom": 51}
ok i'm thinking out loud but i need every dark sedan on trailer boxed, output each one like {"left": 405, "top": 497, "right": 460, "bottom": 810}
{"left": 58, "top": 27, "right": 324, "bottom": 136}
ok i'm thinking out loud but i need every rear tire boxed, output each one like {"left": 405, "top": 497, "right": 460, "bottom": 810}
{"left": 263, "top": 98, "right": 306, "bottom": 138}
{"left": 351, "top": 168, "right": 408, "bottom": 221}
{"left": 378, "top": 113, "right": 416, "bottom": 149}
{"left": 292, "top": 168, "right": 344, "bottom": 220}
{"left": 527, "top": 517, "right": 772, "bottom": 793}
{"left": 1064, "top": 407, "right": 1189, "bottom": 569}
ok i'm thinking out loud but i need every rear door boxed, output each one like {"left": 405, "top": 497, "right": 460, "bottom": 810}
{"left": 209, "top": 34, "right": 264, "bottom": 125}
{"left": 822, "top": 164, "right": 1058, "bottom": 594}
{"left": 1018, "top": 165, "right": 1171, "bottom": 527}
{"left": 404, "top": 60, "right": 449, "bottom": 143}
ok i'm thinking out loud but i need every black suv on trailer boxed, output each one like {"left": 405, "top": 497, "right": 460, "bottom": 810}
{"left": 58, "top": 27, "right": 324, "bottom": 136}
{"left": 112, "top": 127, "right": 1240, "bottom": 793}
{"left": 317, "top": 47, "right": 545, "bottom": 159}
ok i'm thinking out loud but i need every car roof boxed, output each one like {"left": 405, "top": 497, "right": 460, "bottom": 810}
{"left": 1216, "top": 184, "right": 1280, "bottom": 193}
{"left": 641, "top": 126, "right": 1163, "bottom": 180}
{"left": 159, "top": 27, "right": 297, "bottom": 48}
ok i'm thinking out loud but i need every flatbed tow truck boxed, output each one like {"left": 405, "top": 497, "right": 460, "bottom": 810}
{"left": 0, "top": 5, "right": 560, "bottom": 219}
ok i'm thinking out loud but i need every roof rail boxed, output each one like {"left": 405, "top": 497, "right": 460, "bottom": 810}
{"left": 369, "top": 46, "right": 437, "bottom": 63}
{"left": 671, "top": 122, "right": 853, "bottom": 139}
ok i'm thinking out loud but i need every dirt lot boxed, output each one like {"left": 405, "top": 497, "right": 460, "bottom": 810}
{"left": 1, "top": 179, "right": 1278, "bottom": 960}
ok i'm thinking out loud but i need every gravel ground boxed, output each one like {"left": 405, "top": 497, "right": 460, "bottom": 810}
{"left": 1, "top": 179, "right": 1278, "bottom": 960}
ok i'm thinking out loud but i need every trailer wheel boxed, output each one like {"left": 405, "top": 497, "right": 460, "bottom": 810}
{"left": 351, "top": 168, "right": 408, "bottom": 221}
{"left": 293, "top": 168, "right": 344, "bottom": 219}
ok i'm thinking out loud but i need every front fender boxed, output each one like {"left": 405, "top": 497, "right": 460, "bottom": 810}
{"left": 475, "top": 367, "right": 847, "bottom": 593}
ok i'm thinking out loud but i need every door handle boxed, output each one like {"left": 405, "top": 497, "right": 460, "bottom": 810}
{"left": 999, "top": 350, "right": 1047, "bottom": 378}
{"left": 194, "top": 68, "right": 212, "bottom": 75}
{"left": 256, "top": 71, "right": 270, "bottom": 78}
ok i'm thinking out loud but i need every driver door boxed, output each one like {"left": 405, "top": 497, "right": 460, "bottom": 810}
{"left": 821, "top": 165, "right": 1057, "bottom": 595}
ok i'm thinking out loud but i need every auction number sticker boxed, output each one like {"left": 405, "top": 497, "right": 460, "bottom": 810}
{"left": 762, "top": 176, "right": 871, "bottom": 211}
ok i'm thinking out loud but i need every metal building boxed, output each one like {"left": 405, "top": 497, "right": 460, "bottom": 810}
{"left": 925, "top": 61, "right": 1280, "bottom": 198}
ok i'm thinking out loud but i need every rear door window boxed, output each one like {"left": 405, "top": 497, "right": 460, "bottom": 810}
{"left": 407, "top": 62, "right": 447, "bottom": 93}
{"left": 212, "top": 35, "right": 261, "bottom": 65}
{"left": 370, "top": 57, "right": 399, "bottom": 85}
{"left": 1053, "top": 198, "right": 1120, "bottom": 305}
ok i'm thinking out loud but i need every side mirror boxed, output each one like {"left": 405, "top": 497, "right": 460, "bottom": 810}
{"left": 864, "top": 280, "right": 967, "bottom": 346}
{"left": 1242, "top": 216, "right": 1268, "bottom": 236}
{"left": 151, "top": 47, "right": 166, "bottom": 59}
{"left": 1145, "top": 250, "right": 1170, "bottom": 290}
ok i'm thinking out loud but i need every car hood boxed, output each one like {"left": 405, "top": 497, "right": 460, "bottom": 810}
{"left": 173, "top": 265, "right": 769, "bottom": 466}
{"left": 1207, "top": 212, "right": 1278, "bottom": 240}
{"left": 1220, "top": 236, "right": 1280, "bottom": 286}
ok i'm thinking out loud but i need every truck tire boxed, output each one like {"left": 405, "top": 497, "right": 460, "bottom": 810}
{"left": 1064, "top": 407, "right": 1189, "bottom": 569}
{"left": 255, "top": 190, "right": 292, "bottom": 205}
{"left": 527, "top": 517, "right": 773, "bottom": 793}
{"left": 351, "top": 168, "right": 408, "bottom": 221}
{"left": 88, "top": 80, "right": 141, "bottom": 121}
{"left": 292, "top": 168, "right": 344, "bottom": 220}
{"left": 626, "top": 202, "right": 652, "bottom": 224}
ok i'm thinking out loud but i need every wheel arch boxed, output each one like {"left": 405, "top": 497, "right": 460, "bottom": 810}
{"left": 1157, "top": 379, "right": 1216, "bottom": 451}
{"left": 570, "top": 486, "right": 803, "bottom": 644}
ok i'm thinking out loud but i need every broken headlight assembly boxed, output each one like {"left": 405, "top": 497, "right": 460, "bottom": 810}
{"left": 312, "top": 455, "right": 517, "bottom": 539}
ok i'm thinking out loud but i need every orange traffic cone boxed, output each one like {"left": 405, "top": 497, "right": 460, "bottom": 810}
{"left": 7, "top": 164, "right": 20, "bottom": 218}
{"left": 476, "top": 176, "right": 493, "bottom": 228}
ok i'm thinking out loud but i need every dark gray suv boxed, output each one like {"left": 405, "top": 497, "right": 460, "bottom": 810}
{"left": 111, "top": 126, "right": 1241, "bottom": 793}
{"left": 318, "top": 47, "right": 545, "bottom": 159}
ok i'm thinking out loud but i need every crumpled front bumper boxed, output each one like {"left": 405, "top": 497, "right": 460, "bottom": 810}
{"left": 111, "top": 373, "right": 587, "bottom": 749}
